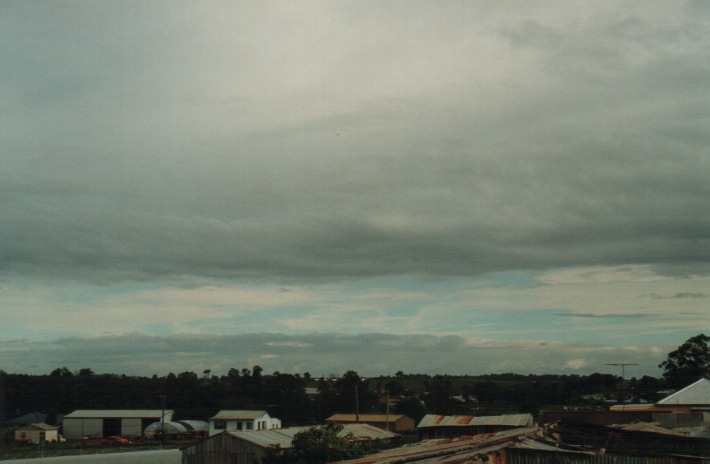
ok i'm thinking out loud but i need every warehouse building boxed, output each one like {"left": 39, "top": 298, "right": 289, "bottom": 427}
{"left": 63, "top": 409, "right": 174, "bottom": 439}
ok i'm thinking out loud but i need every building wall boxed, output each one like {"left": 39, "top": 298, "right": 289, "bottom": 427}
{"left": 182, "top": 433, "right": 274, "bottom": 464}
{"left": 15, "top": 428, "right": 59, "bottom": 444}
{"left": 64, "top": 416, "right": 167, "bottom": 439}
{"left": 121, "top": 418, "right": 144, "bottom": 437}
{"left": 64, "top": 418, "right": 103, "bottom": 439}
{"left": 390, "top": 417, "right": 415, "bottom": 431}
{"left": 209, "top": 416, "right": 281, "bottom": 436}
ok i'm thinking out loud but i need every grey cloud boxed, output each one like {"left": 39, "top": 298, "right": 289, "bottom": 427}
{"left": 650, "top": 292, "right": 707, "bottom": 300}
{"left": 0, "top": 333, "right": 664, "bottom": 378}
{"left": 557, "top": 312, "right": 659, "bottom": 319}
{"left": 2, "top": 2, "right": 710, "bottom": 285}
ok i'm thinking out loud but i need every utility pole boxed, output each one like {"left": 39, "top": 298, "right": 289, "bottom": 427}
{"left": 385, "top": 390, "right": 390, "bottom": 432}
{"left": 607, "top": 363, "right": 638, "bottom": 404}
{"left": 606, "top": 363, "right": 638, "bottom": 379}
{"left": 355, "top": 384, "right": 360, "bottom": 423}
{"left": 160, "top": 393, "right": 166, "bottom": 449}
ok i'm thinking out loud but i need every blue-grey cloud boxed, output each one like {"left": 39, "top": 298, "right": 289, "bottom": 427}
{"left": 650, "top": 292, "right": 707, "bottom": 300}
{"left": 0, "top": 333, "right": 664, "bottom": 378}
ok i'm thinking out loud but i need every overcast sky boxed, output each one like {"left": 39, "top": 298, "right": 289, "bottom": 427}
{"left": 1, "top": 1, "right": 709, "bottom": 379}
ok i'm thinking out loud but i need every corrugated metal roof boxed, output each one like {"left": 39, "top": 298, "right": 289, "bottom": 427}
{"left": 327, "top": 414, "right": 408, "bottom": 422}
{"left": 227, "top": 426, "right": 307, "bottom": 448}
{"left": 333, "top": 426, "right": 541, "bottom": 464}
{"left": 657, "top": 378, "right": 710, "bottom": 405}
{"left": 64, "top": 409, "right": 174, "bottom": 419}
{"left": 224, "top": 423, "right": 398, "bottom": 449}
{"left": 514, "top": 438, "right": 594, "bottom": 454}
{"left": 210, "top": 410, "right": 268, "bottom": 420}
{"left": 178, "top": 420, "right": 209, "bottom": 431}
{"left": 614, "top": 422, "right": 687, "bottom": 437}
{"left": 417, "top": 413, "right": 534, "bottom": 428}
{"left": 144, "top": 421, "right": 188, "bottom": 435}
{"left": 343, "top": 423, "right": 399, "bottom": 441}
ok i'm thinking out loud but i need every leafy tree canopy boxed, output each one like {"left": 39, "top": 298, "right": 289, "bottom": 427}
{"left": 659, "top": 333, "right": 710, "bottom": 388}
{"left": 290, "top": 424, "right": 363, "bottom": 464}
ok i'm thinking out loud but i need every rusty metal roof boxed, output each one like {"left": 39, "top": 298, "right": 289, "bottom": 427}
{"left": 417, "top": 413, "right": 533, "bottom": 428}
{"left": 657, "top": 378, "right": 710, "bottom": 405}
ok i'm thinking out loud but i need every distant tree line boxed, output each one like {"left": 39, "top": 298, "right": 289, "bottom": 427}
{"left": 2, "top": 333, "right": 707, "bottom": 426}
{"left": 0, "top": 368, "right": 666, "bottom": 425}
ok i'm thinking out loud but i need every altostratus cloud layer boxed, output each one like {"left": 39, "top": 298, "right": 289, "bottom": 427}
{"left": 1, "top": 1, "right": 709, "bottom": 376}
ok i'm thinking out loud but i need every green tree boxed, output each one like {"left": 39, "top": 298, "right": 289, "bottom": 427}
{"left": 659, "top": 333, "right": 710, "bottom": 388}
{"left": 290, "top": 424, "right": 363, "bottom": 463}
{"left": 423, "top": 375, "right": 457, "bottom": 414}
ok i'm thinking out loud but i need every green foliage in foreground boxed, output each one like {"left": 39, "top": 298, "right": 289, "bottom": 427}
{"left": 263, "top": 424, "right": 363, "bottom": 464}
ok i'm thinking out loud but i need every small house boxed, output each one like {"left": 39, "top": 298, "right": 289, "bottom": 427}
{"left": 15, "top": 423, "right": 60, "bottom": 444}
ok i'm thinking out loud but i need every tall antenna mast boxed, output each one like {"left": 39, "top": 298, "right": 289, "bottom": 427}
{"left": 606, "top": 363, "right": 638, "bottom": 379}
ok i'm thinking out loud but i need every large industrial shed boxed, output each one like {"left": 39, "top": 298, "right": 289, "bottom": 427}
{"left": 182, "top": 423, "right": 398, "bottom": 464}
{"left": 63, "top": 409, "right": 174, "bottom": 439}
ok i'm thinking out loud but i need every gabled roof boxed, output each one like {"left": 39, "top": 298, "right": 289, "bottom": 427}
{"left": 417, "top": 413, "right": 534, "bottom": 428}
{"left": 17, "top": 423, "right": 59, "bottom": 431}
{"left": 64, "top": 409, "right": 173, "bottom": 419}
{"left": 657, "top": 378, "right": 710, "bottom": 405}
{"left": 210, "top": 410, "right": 269, "bottom": 421}
{"left": 327, "top": 414, "right": 411, "bottom": 423}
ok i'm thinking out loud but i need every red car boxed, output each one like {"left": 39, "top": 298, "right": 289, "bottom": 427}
{"left": 101, "top": 436, "right": 130, "bottom": 445}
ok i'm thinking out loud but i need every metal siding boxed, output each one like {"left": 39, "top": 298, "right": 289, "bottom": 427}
{"left": 122, "top": 418, "right": 143, "bottom": 437}
{"left": 657, "top": 379, "right": 710, "bottom": 405}
{"left": 82, "top": 418, "right": 103, "bottom": 438}
{"left": 64, "top": 409, "right": 173, "bottom": 419}
{"left": 62, "top": 418, "right": 86, "bottom": 440}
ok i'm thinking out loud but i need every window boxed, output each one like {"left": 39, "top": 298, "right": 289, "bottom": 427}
{"left": 246, "top": 422, "right": 253, "bottom": 430}
{"left": 214, "top": 420, "right": 227, "bottom": 430}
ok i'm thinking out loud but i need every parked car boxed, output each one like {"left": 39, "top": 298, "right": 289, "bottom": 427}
{"left": 101, "top": 436, "right": 130, "bottom": 445}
